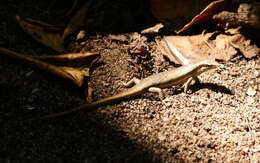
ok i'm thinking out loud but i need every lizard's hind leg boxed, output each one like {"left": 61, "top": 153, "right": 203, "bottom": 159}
{"left": 148, "top": 87, "right": 164, "bottom": 100}
{"left": 122, "top": 77, "right": 141, "bottom": 87}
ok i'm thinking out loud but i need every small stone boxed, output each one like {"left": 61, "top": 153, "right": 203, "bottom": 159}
{"left": 247, "top": 85, "right": 257, "bottom": 96}
{"left": 26, "top": 106, "right": 36, "bottom": 110}
{"left": 158, "top": 132, "right": 166, "bottom": 141}
{"left": 247, "top": 97, "right": 254, "bottom": 104}
{"left": 76, "top": 30, "right": 86, "bottom": 41}
{"left": 192, "top": 128, "right": 199, "bottom": 136}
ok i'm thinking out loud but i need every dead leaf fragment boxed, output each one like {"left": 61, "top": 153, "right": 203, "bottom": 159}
{"left": 60, "top": 67, "right": 89, "bottom": 86}
{"left": 16, "top": 16, "right": 66, "bottom": 53}
{"left": 85, "top": 86, "right": 93, "bottom": 103}
{"left": 150, "top": 0, "right": 234, "bottom": 33}
{"left": 32, "top": 52, "right": 100, "bottom": 65}
{"left": 0, "top": 48, "right": 89, "bottom": 86}
{"left": 62, "top": 0, "right": 93, "bottom": 41}
{"left": 176, "top": 0, "right": 234, "bottom": 33}
{"left": 141, "top": 23, "right": 164, "bottom": 34}
{"left": 65, "top": 0, "right": 78, "bottom": 16}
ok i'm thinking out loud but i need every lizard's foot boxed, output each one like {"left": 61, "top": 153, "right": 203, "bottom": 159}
{"left": 148, "top": 87, "right": 164, "bottom": 100}
{"left": 122, "top": 77, "right": 141, "bottom": 87}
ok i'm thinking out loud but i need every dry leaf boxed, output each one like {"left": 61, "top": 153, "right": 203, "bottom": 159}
{"left": 59, "top": 67, "right": 89, "bottom": 86}
{"left": 156, "top": 38, "right": 183, "bottom": 64}
{"left": 141, "top": 23, "right": 164, "bottom": 34}
{"left": 150, "top": 0, "right": 234, "bottom": 33}
{"left": 176, "top": 0, "right": 234, "bottom": 33}
{"left": 62, "top": 0, "right": 93, "bottom": 41}
{"left": 85, "top": 86, "right": 93, "bottom": 103}
{"left": 158, "top": 35, "right": 213, "bottom": 64}
{"left": 157, "top": 29, "right": 259, "bottom": 64}
{"left": 32, "top": 52, "right": 100, "bottom": 65}
{"left": 0, "top": 48, "right": 89, "bottom": 86}
{"left": 65, "top": 0, "right": 78, "bottom": 16}
{"left": 16, "top": 16, "right": 66, "bottom": 53}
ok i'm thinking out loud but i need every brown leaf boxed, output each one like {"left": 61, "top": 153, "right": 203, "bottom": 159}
{"left": 159, "top": 35, "right": 213, "bottom": 64}
{"left": 141, "top": 23, "right": 164, "bottom": 34}
{"left": 65, "top": 0, "right": 79, "bottom": 16}
{"left": 176, "top": 0, "right": 233, "bottom": 33}
{"left": 85, "top": 86, "right": 93, "bottom": 103}
{"left": 157, "top": 29, "right": 259, "bottom": 64}
{"left": 32, "top": 52, "right": 100, "bottom": 65}
{"left": 0, "top": 48, "right": 88, "bottom": 86}
{"left": 59, "top": 67, "right": 89, "bottom": 86}
{"left": 150, "top": 0, "right": 234, "bottom": 33}
{"left": 16, "top": 16, "right": 66, "bottom": 53}
{"left": 156, "top": 38, "right": 181, "bottom": 64}
{"left": 62, "top": 0, "right": 94, "bottom": 41}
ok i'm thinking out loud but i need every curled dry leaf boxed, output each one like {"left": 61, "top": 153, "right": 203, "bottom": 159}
{"left": 62, "top": 0, "right": 93, "bottom": 41}
{"left": 32, "top": 52, "right": 100, "bottom": 66}
{"left": 176, "top": 0, "right": 234, "bottom": 33}
{"left": 59, "top": 66, "right": 89, "bottom": 87}
{"left": 65, "top": 0, "right": 79, "bottom": 16}
{"left": 150, "top": 0, "right": 234, "bottom": 33}
{"left": 85, "top": 86, "right": 93, "bottom": 103}
{"left": 0, "top": 48, "right": 93, "bottom": 87}
{"left": 16, "top": 16, "right": 66, "bottom": 53}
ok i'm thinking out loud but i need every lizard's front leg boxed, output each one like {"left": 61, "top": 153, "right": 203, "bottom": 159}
{"left": 183, "top": 77, "right": 200, "bottom": 93}
{"left": 148, "top": 87, "right": 164, "bottom": 100}
{"left": 122, "top": 77, "right": 141, "bottom": 87}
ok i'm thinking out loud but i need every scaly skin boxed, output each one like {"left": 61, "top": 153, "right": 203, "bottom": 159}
{"left": 26, "top": 59, "right": 219, "bottom": 121}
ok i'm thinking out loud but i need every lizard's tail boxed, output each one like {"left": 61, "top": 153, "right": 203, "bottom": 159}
{"left": 22, "top": 86, "right": 145, "bottom": 122}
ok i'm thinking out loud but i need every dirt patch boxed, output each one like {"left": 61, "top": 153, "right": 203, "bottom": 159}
{"left": 1, "top": 0, "right": 260, "bottom": 162}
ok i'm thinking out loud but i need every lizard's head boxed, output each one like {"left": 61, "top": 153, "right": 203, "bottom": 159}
{"left": 196, "top": 59, "right": 219, "bottom": 73}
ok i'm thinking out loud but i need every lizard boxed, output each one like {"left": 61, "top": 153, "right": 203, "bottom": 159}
{"left": 25, "top": 59, "right": 219, "bottom": 121}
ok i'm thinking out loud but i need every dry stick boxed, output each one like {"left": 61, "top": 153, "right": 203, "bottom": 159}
{"left": 0, "top": 47, "right": 82, "bottom": 86}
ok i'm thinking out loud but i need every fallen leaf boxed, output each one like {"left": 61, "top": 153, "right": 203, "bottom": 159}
{"left": 176, "top": 0, "right": 234, "bottom": 33}
{"left": 0, "top": 48, "right": 89, "bottom": 86}
{"left": 156, "top": 38, "right": 183, "bottom": 64}
{"left": 60, "top": 66, "right": 89, "bottom": 86}
{"left": 150, "top": 0, "right": 234, "bottom": 33}
{"left": 32, "top": 52, "right": 100, "bottom": 66}
{"left": 141, "top": 23, "right": 164, "bottom": 34}
{"left": 85, "top": 86, "right": 93, "bottom": 103}
{"left": 62, "top": 0, "right": 94, "bottom": 41}
{"left": 16, "top": 16, "right": 66, "bottom": 53}
{"left": 65, "top": 0, "right": 79, "bottom": 16}
{"left": 157, "top": 28, "right": 259, "bottom": 64}
{"left": 157, "top": 34, "right": 214, "bottom": 65}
